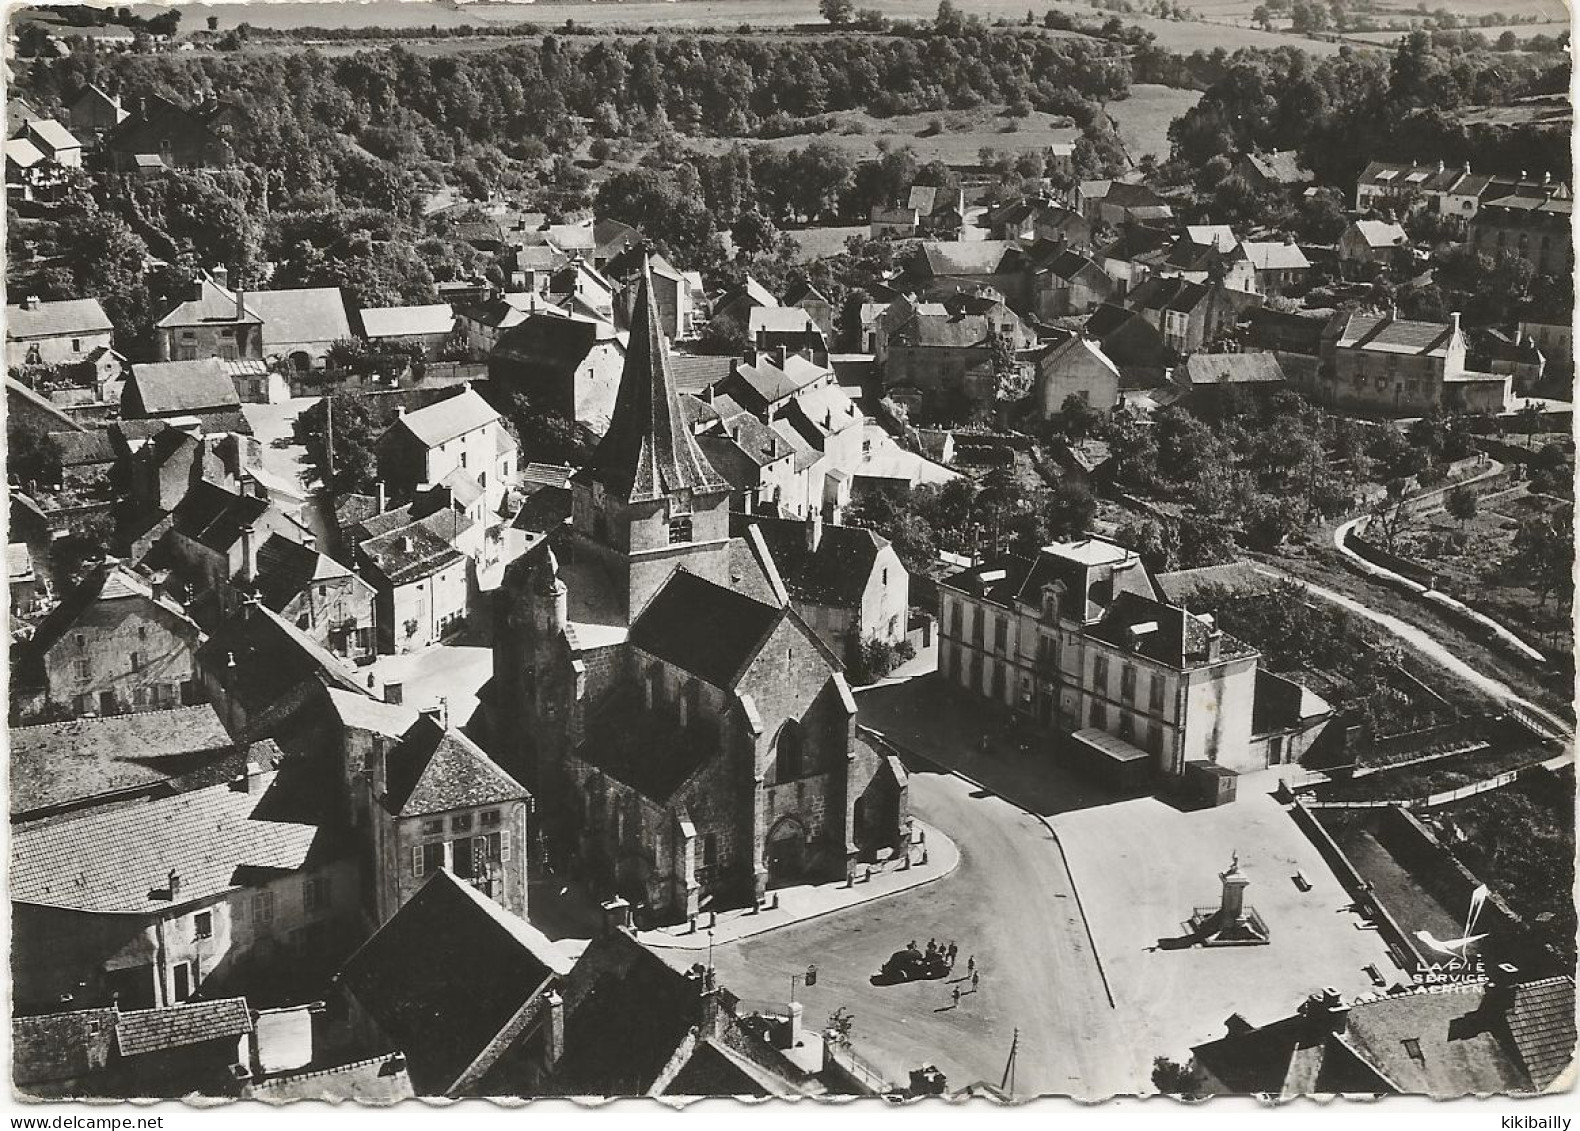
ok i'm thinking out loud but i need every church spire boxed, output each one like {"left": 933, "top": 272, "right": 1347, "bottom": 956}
{"left": 578, "top": 256, "right": 727, "bottom": 505}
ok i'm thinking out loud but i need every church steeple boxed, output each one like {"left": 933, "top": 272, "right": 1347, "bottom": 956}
{"left": 578, "top": 256, "right": 727, "bottom": 505}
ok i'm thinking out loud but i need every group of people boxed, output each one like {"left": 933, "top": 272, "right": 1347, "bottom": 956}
{"left": 906, "top": 938, "right": 981, "bottom": 1003}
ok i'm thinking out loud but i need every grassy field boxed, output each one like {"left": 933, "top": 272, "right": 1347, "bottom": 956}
{"left": 1103, "top": 82, "right": 1200, "bottom": 162}
{"left": 686, "top": 106, "right": 1085, "bottom": 164}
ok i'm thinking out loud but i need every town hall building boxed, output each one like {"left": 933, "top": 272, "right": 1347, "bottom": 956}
{"left": 491, "top": 261, "right": 908, "bottom": 925}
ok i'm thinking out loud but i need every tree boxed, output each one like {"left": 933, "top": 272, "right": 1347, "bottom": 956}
{"left": 1445, "top": 483, "right": 1478, "bottom": 529}
{"left": 1152, "top": 1056, "right": 1201, "bottom": 1099}
{"left": 730, "top": 210, "right": 780, "bottom": 261}
{"left": 826, "top": 1007, "right": 855, "bottom": 1047}
{"left": 1043, "top": 477, "right": 1097, "bottom": 541}
{"left": 1509, "top": 506, "right": 1573, "bottom": 606}
{"left": 297, "top": 393, "right": 380, "bottom": 495}
{"left": 207, "top": 15, "right": 219, "bottom": 30}
{"left": 1055, "top": 393, "right": 1102, "bottom": 443}
{"left": 7, "top": 416, "right": 62, "bottom": 490}
{"left": 695, "top": 314, "right": 748, "bottom": 357}
{"left": 819, "top": 0, "right": 855, "bottom": 25}
{"left": 935, "top": 0, "right": 967, "bottom": 33}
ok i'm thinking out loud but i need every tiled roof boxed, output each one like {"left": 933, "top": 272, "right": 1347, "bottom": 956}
{"left": 10, "top": 771, "right": 322, "bottom": 914}
{"left": 246, "top": 287, "right": 353, "bottom": 346}
{"left": 577, "top": 261, "right": 729, "bottom": 505}
{"left": 738, "top": 514, "right": 890, "bottom": 608}
{"left": 115, "top": 998, "right": 252, "bottom": 1058}
{"left": 6, "top": 297, "right": 113, "bottom": 340}
{"left": 1243, "top": 150, "right": 1307, "bottom": 184}
{"left": 748, "top": 307, "right": 817, "bottom": 337}
{"left": 382, "top": 715, "right": 529, "bottom": 818}
{"left": 10, "top": 704, "right": 236, "bottom": 819}
{"left": 918, "top": 240, "right": 1014, "bottom": 277}
{"left": 31, "top": 561, "right": 197, "bottom": 657}
{"left": 1331, "top": 312, "right": 1456, "bottom": 356}
{"left": 1240, "top": 241, "right": 1311, "bottom": 271}
{"left": 1351, "top": 220, "right": 1408, "bottom": 249}
{"left": 1180, "top": 352, "right": 1286, "bottom": 386}
{"left": 388, "top": 387, "right": 499, "bottom": 450}
{"left": 629, "top": 569, "right": 787, "bottom": 690}
{"left": 247, "top": 1053, "right": 416, "bottom": 1104}
{"left": 1186, "top": 225, "right": 1238, "bottom": 251}
{"left": 1126, "top": 275, "right": 1210, "bottom": 314}
{"left": 26, "top": 117, "right": 80, "bottom": 151}
{"left": 360, "top": 510, "right": 471, "bottom": 588}
{"left": 5, "top": 136, "right": 45, "bottom": 169}
{"left": 155, "top": 278, "right": 261, "bottom": 329}
{"left": 13, "top": 1008, "right": 117, "bottom": 1089}
{"left": 360, "top": 303, "right": 456, "bottom": 339}
{"left": 1506, "top": 976, "right": 1576, "bottom": 1090}
{"left": 337, "top": 870, "right": 572, "bottom": 1096}
{"left": 253, "top": 532, "right": 352, "bottom": 612}
{"left": 51, "top": 429, "right": 116, "bottom": 467}
{"left": 667, "top": 354, "right": 734, "bottom": 395}
{"left": 324, "top": 686, "right": 421, "bottom": 738}
{"left": 126, "top": 358, "right": 241, "bottom": 415}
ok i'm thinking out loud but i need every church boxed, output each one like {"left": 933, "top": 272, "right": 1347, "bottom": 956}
{"left": 491, "top": 259, "right": 908, "bottom": 924}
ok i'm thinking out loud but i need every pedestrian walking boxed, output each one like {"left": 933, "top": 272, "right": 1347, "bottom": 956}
{"left": 967, "top": 955, "right": 975, "bottom": 974}
{"left": 947, "top": 942, "right": 958, "bottom": 965}
{"left": 908, "top": 939, "right": 918, "bottom": 952}
{"left": 971, "top": 970, "right": 980, "bottom": 992}
{"left": 927, "top": 937, "right": 937, "bottom": 954}
{"left": 952, "top": 986, "right": 961, "bottom": 1007}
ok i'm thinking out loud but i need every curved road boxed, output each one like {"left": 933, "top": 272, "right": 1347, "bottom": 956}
{"left": 707, "top": 761, "right": 1138, "bottom": 1099}
{"left": 1251, "top": 564, "right": 1573, "bottom": 741}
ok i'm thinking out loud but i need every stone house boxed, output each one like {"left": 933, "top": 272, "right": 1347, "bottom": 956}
{"left": 607, "top": 246, "right": 692, "bottom": 341}
{"left": 490, "top": 312, "right": 628, "bottom": 435}
{"left": 876, "top": 294, "right": 1035, "bottom": 406}
{"left": 20, "top": 118, "right": 82, "bottom": 167}
{"left": 376, "top": 386, "right": 518, "bottom": 520}
{"left": 250, "top": 533, "right": 378, "bottom": 663}
{"left": 1238, "top": 240, "right": 1313, "bottom": 295}
{"left": 1025, "top": 243, "right": 1115, "bottom": 318}
{"left": 1031, "top": 333, "right": 1121, "bottom": 419}
{"left": 353, "top": 509, "right": 472, "bottom": 653}
{"left": 1075, "top": 179, "right": 1173, "bottom": 228}
{"left": 937, "top": 539, "right": 1323, "bottom": 786}
{"left": 358, "top": 303, "right": 457, "bottom": 360}
{"left": 1318, "top": 310, "right": 1509, "bottom": 416}
{"left": 154, "top": 277, "right": 264, "bottom": 364}
{"left": 122, "top": 358, "right": 243, "bottom": 421}
{"left": 1125, "top": 276, "right": 1261, "bottom": 356}
{"left": 1468, "top": 186, "right": 1573, "bottom": 278}
{"left": 985, "top": 195, "right": 1092, "bottom": 246}
{"left": 1337, "top": 220, "right": 1409, "bottom": 274}
{"left": 5, "top": 296, "right": 114, "bottom": 368}
{"left": 907, "top": 241, "right": 1029, "bottom": 309}
{"left": 735, "top": 511, "right": 910, "bottom": 661}
{"left": 104, "top": 94, "right": 237, "bottom": 171}
{"left": 23, "top": 562, "right": 204, "bottom": 720}
{"left": 1232, "top": 150, "right": 1310, "bottom": 194}
{"left": 491, "top": 261, "right": 908, "bottom": 923}
{"left": 10, "top": 765, "right": 357, "bottom": 1014}
{"left": 783, "top": 280, "right": 835, "bottom": 344}
{"left": 66, "top": 83, "right": 128, "bottom": 142}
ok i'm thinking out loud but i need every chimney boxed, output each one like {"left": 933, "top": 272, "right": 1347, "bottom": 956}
{"left": 396, "top": 406, "right": 407, "bottom": 418}
{"left": 384, "top": 681, "right": 403, "bottom": 706}
{"left": 1206, "top": 629, "right": 1223, "bottom": 662}
{"left": 213, "top": 264, "right": 230, "bottom": 290}
{"left": 376, "top": 481, "right": 387, "bottom": 514}
{"left": 168, "top": 869, "right": 182, "bottom": 902}
{"left": 240, "top": 525, "right": 258, "bottom": 583}
{"left": 545, "top": 991, "right": 566, "bottom": 1067}
{"left": 192, "top": 278, "right": 206, "bottom": 303}
{"left": 243, "top": 756, "right": 267, "bottom": 796}
{"left": 235, "top": 284, "right": 246, "bottom": 323}
{"left": 21, "top": 295, "right": 39, "bottom": 311}
{"left": 369, "top": 736, "right": 389, "bottom": 799}
{"left": 806, "top": 507, "right": 823, "bottom": 552}
{"left": 398, "top": 535, "right": 414, "bottom": 554}
{"left": 1450, "top": 311, "right": 1462, "bottom": 337}
{"left": 1437, "top": 160, "right": 1445, "bottom": 174}
{"left": 601, "top": 897, "right": 633, "bottom": 937}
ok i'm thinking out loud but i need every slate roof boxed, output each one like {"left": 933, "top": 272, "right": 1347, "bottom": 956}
{"left": 13, "top": 1009, "right": 117, "bottom": 1089}
{"left": 10, "top": 771, "right": 322, "bottom": 914}
{"left": 125, "top": 358, "right": 241, "bottom": 415}
{"left": 1085, "top": 589, "right": 1254, "bottom": 668}
{"left": 9, "top": 704, "right": 237, "bottom": 820}
{"left": 247, "top": 1053, "right": 416, "bottom": 1104}
{"left": 6, "top": 297, "right": 113, "bottom": 340}
{"left": 381, "top": 715, "right": 529, "bottom": 819}
{"left": 1330, "top": 312, "right": 1456, "bottom": 356}
{"left": 578, "top": 684, "right": 716, "bottom": 802}
{"left": 628, "top": 570, "right": 787, "bottom": 690}
{"left": 116, "top": 998, "right": 252, "bottom": 1058}
{"left": 577, "top": 260, "right": 728, "bottom": 505}
{"left": 738, "top": 514, "right": 890, "bottom": 608}
{"left": 1180, "top": 352, "right": 1286, "bottom": 386}
{"left": 667, "top": 354, "right": 734, "bottom": 395}
{"left": 337, "top": 870, "right": 572, "bottom": 1096}
{"left": 167, "top": 481, "right": 272, "bottom": 553}
{"left": 1126, "top": 275, "right": 1210, "bottom": 314}
{"left": 387, "top": 387, "right": 500, "bottom": 450}
{"left": 1506, "top": 976, "right": 1576, "bottom": 1089}
{"left": 253, "top": 533, "right": 353, "bottom": 612}
{"left": 246, "top": 287, "right": 353, "bottom": 346}
{"left": 360, "top": 304, "right": 456, "bottom": 339}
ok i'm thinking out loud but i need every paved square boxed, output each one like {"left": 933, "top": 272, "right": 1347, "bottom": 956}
{"left": 1053, "top": 773, "right": 1398, "bottom": 1064}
